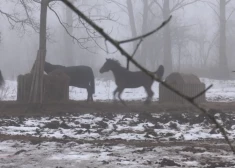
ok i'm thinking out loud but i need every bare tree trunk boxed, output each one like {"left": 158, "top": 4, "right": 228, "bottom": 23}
{"left": 163, "top": 0, "right": 172, "bottom": 76}
{"left": 127, "top": 0, "right": 137, "bottom": 48}
{"left": 140, "top": 0, "right": 149, "bottom": 68}
{"left": 64, "top": 0, "right": 74, "bottom": 66}
{"left": 219, "top": 0, "right": 229, "bottom": 79}
{"left": 29, "top": 0, "right": 49, "bottom": 104}
{"left": 126, "top": 0, "right": 138, "bottom": 70}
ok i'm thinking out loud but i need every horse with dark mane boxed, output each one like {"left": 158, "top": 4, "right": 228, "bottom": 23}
{"left": 44, "top": 62, "right": 95, "bottom": 101}
{"left": 100, "top": 58, "right": 164, "bottom": 104}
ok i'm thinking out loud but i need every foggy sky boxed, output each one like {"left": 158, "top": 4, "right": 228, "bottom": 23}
{"left": 0, "top": 0, "right": 235, "bottom": 80}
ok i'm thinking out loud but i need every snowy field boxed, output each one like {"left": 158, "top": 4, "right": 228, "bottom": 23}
{"left": 0, "top": 111, "right": 235, "bottom": 167}
{"left": 1, "top": 78, "right": 235, "bottom": 167}
{"left": 0, "top": 140, "right": 234, "bottom": 168}
{"left": 1, "top": 78, "right": 235, "bottom": 102}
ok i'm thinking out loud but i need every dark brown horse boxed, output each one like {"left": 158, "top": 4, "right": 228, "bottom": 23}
{"left": 100, "top": 58, "right": 164, "bottom": 104}
{"left": 44, "top": 62, "right": 95, "bottom": 101}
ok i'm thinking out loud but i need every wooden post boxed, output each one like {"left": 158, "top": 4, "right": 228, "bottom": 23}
{"left": 29, "top": 0, "right": 50, "bottom": 104}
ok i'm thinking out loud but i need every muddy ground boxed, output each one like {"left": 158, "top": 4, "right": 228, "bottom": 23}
{"left": 0, "top": 101, "right": 235, "bottom": 167}
{"left": 0, "top": 100, "right": 235, "bottom": 116}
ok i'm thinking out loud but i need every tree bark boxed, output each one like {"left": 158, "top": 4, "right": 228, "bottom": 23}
{"left": 127, "top": 0, "right": 137, "bottom": 48}
{"left": 139, "top": 0, "right": 149, "bottom": 68}
{"left": 64, "top": 0, "right": 74, "bottom": 66}
{"left": 29, "top": 0, "right": 49, "bottom": 104}
{"left": 219, "top": 0, "right": 229, "bottom": 79}
{"left": 126, "top": 0, "right": 138, "bottom": 70}
{"left": 163, "top": 0, "right": 172, "bottom": 76}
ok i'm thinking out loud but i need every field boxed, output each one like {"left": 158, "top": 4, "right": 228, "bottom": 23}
{"left": 0, "top": 78, "right": 235, "bottom": 167}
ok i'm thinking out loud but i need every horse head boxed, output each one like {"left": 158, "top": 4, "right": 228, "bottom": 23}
{"left": 100, "top": 58, "right": 119, "bottom": 73}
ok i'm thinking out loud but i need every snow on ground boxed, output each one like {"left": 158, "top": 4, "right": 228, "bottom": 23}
{"left": 1, "top": 78, "right": 235, "bottom": 102}
{"left": 0, "top": 110, "right": 235, "bottom": 167}
{"left": 0, "top": 111, "right": 234, "bottom": 142}
{"left": 1, "top": 78, "right": 235, "bottom": 167}
{"left": 0, "top": 140, "right": 234, "bottom": 168}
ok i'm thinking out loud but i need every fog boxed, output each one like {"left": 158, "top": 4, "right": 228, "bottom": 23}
{"left": 1, "top": 0, "right": 235, "bottom": 80}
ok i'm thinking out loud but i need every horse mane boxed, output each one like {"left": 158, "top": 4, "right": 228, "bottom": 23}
{"left": 107, "top": 59, "right": 122, "bottom": 68}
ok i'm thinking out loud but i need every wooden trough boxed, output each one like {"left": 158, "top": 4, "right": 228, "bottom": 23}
{"left": 159, "top": 72, "right": 206, "bottom": 103}
{"left": 17, "top": 70, "right": 70, "bottom": 102}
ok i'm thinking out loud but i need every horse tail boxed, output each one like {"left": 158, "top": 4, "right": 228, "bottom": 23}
{"left": 90, "top": 68, "right": 95, "bottom": 94}
{"left": 0, "top": 70, "right": 4, "bottom": 87}
{"left": 155, "top": 65, "right": 164, "bottom": 80}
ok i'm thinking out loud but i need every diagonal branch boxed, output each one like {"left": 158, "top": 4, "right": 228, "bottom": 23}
{"left": 227, "top": 8, "right": 235, "bottom": 21}
{"left": 204, "top": 1, "right": 220, "bottom": 18}
{"left": 62, "top": 0, "right": 235, "bottom": 154}
{"left": 127, "top": 39, "right": 143, "bottom": 70}
{"left": 190, "top": 84, "right": 213, "bottom": 101}
{"left": 119, "top": 15, "right": 172, "bottom": 44}
{"left": 226, "top": 0, "right": 232, "bottom": 5}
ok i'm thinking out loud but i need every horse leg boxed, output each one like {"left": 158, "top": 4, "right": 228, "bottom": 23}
{"left": 117, "top": 88, "right": 127, "bottom": 106}
{"left": 89, "top": 86, "right": 94, "bottom": 102}
{"left": 144, "top": 86, "right": 154, "bottom": 105}
{"left": 86, "top": 88, "right": 89, "bottom": 102}
{"left": 87, "top": 87, "right": 92, "bottom": 102}
{"left": 113, "top": 87, "right": 118, "bottom": 103}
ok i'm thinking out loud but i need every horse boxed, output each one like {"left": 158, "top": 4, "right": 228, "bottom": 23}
{"left": 44, "top": 62, "right": 95, "bottom": 101}
{"left": 0, "top": 70, "right": 4, "bottom": 87}
{"left": 99, "top": 58, "right": 164, "bottom": 104}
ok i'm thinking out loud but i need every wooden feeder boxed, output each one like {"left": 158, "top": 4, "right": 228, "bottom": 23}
{"left": 17, "top": 70, "right": 70, "bottom": 102}
{"left": 44, "top": 70, "right": 70, "bottom": 102}
{"left": 159, "top": 72, "right": 206, "bottom": 103}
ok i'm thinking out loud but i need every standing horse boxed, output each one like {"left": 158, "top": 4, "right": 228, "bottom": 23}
{"left": 100, "top": 58, "right": 164, "bottom": 104}
{"left": 44, "top": 62, "right": 95, "bottom": 101}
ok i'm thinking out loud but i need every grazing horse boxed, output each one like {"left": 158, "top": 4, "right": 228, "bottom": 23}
{"left": 99, "top": 58, "right": 164, "bottom": 104}
{"left": 0, "top": 70, "right": 4, "bottom": 87}
{"left": 44, "top": 62, "right": 95, "bottom": 101}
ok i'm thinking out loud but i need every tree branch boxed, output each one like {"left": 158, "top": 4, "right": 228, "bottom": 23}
{"left": 118, "top": 15, "right": 172, "bottom": 44}
{"left": 19, "top": 0, "right": 39, "bottom": 33}
{"left": 61, "top": 0, "right": 235, "bottom": 154}
{"left": 227, "top": 8, "right": 235, "bottom": 21}
{"left": 127, "top": 39, "right": 142, "bottom": 70}
{"left": 48, "top": 5, "right": 89, "bottom": 49}
{"left": 226, "top": 0, "right": 232, "bottom": 5}
{"left": 153, "top": 0, "right": 163, "bottom": 12}
{"left": 203, "top": 1, "right": 220, "bottom": 18}
{"left": 189, "top": 84, "right": 213, "bottom": 101}
{"left": 170, "top": 0, "right": 199, "bottom": 13}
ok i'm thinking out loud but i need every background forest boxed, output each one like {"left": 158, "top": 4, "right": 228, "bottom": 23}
{"left": 1, "top": 0, "right": 235, "bottom": 80}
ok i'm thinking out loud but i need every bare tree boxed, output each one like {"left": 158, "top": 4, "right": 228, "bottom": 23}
{"left": 29, "top": 0, "right": 49, "bottom": 104}
{"left": 153, "top": 0, "right": 199, "bottom": 76}
{"left": 0, "top": 0, "right": 119, "bottom": 103}
{"left": 205, "top": 0, "right": 235, "bottom": 79}
{"left": 126, "top": 0, "right": 138, "bottom": 70}
{"left": 0, "top": 1, "right": 39, "bottom": 35}
{"left": 64, "top": 0, "right": 75, "bottom": 65}
{"left": 216, "top": 0, "right": 229, "bottom": 79}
